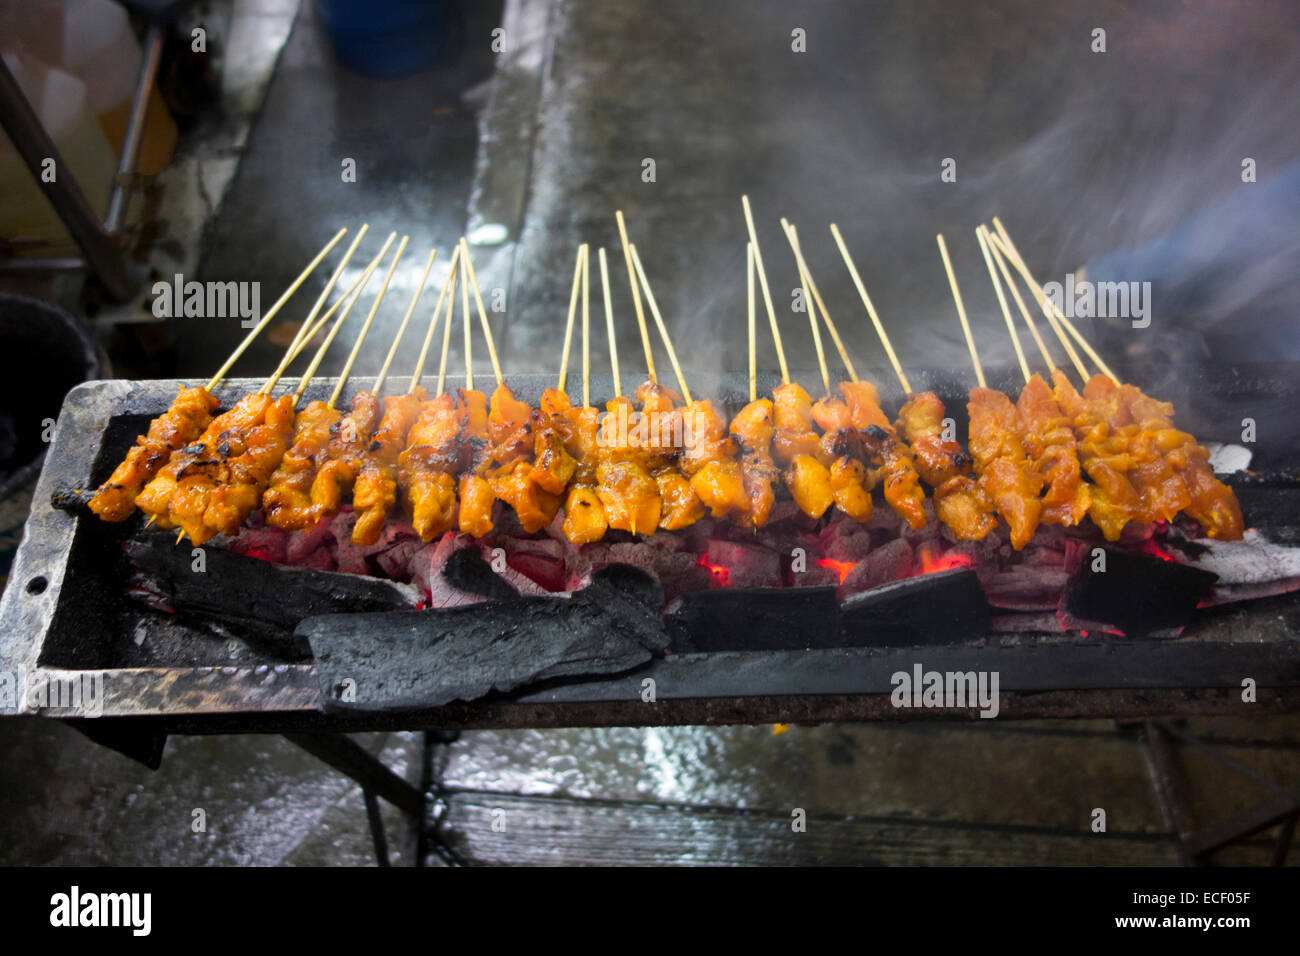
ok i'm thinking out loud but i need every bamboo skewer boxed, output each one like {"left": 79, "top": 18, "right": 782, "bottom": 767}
{"left": 459, "top": 239, "right": 504, "bottom": 387}
{"left": 985, "top": 231, "right": 1057, "bottom": 375}
{"left": 791, "top": 228, "right": 831, "bottom": 396}
{"left": 290, "top": 235, "right": 396, "bottom": 402}
{"left": 329, "top": 234, "right": 406, "bottom": 408}
{"left": 781, "top": 220, "right": 858, "bottom": 384}
{"left": 746, "top": 242, "right": 756, "bottom": 403}
{"left": 616, "top": 209, "right": 655, "bottom": 383}
{"left": 257, "top": 225, "right": 370, "bottom": 394}
{"left": 988, "top": 228, "right": 1089, "bottom": 381}
{"left": 976, "top": 225, "right": 1030, "bottom": 384}
{"left": 742, "top": 195, "right": 789, "bottom": 385}
{"left": 598, "top": 247, "right": 620, "bottom": 399}
{"left": 411, "top": 245, "right": 460, "bottom": 392}
{"left": 558, "top": 245, "right": 584, "bottom": 392}
{"left": 936, "top": 233, "right": 986, "bottom": 388}
{"left": 265, "top": 233, "right": 393, "bottom": 394}
{"left": 206, "top": 227, "right": 349, "bottom": 390}
{"left": 374, "top": 246, "right": 437, "bottom": 395}
{"left": 581, "top": 243, "right": 591, "bottom": 408}
{"left": 435, "top": 256, "right": 458, "bottom": 397}
{"left": 989, "top": 218, "right": 1118, "bottom": 384}
{"left": 829, "top": 223, "right": 911, "bottom": 393}
{"left": 629, "top": 243, "right": 692, "bottom": 404}
{"left": 461, "top": 241, "right": 473, "bottom": 391}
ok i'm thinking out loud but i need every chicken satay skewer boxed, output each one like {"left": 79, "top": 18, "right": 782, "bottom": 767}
{"left": 936, "top": 233, "right": 986, "bottom": 388}
{"left": 351, "top": 243, "right": 452, "bottom": 545}
{"left": 556, "top": 246, "right": 609, "bottom": 544}
{"left": 372, "top": 245, "right": 438, "bottom": 396}
{"left": 976, "top": 225, "right": 1031, "bottom": 386}
{"left": 817, "top": 229, "right": 930, "bottom": 529}
{"left": 147, "top": 238, "right": 392, "bottom": 538}
{"left": 631, "top": 242, "right": 749, "bottom": 522}
{"left": 90, "top": 228, "right": 353, "bottom": 523}
{"left": 260, "top": 244, "right": 394, "bottom": 535}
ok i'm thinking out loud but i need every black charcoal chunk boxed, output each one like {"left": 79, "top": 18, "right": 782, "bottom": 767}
{"left": 301, "top": 571, "right": 669, "bottom": 711}
{"left": 667, "top": 586, "right": 840, "bottom": 652}
{"left": 1063, "top": 547, "right": 1219, "bottom": 637}
{"left": 840, "top": 569, "right": 990, "bottom": 646}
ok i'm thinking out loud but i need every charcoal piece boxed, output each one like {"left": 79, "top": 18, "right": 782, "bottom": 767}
{"left": 125, "top": 532, "right": 421, "bottom": 641}
{"left": 840, "top": 569, "right": 990, "bottom": 646}
{"left": 300, "top": 567, "right": 670, "bottom": 711}
{"left": 667, "top": 586, "right": 840, "bottom": 652}
{"left": 1062, "top": 546, "right": 1219, "bottom": 637}
{"left": 443, "top": 547, "right": 521, "bottom": 601}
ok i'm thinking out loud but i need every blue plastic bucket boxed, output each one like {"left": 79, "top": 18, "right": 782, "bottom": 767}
{"left": 316, "top": 0, "right": 450, "bottom": 77}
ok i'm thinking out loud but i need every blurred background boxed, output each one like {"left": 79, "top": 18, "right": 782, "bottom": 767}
{"left": 1, "top": 0, "right": 1298, "bottom": 865}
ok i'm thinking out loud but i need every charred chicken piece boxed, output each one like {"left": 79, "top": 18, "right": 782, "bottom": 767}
{"left": 90, "top": 386, "right": 219, "bottom": 522}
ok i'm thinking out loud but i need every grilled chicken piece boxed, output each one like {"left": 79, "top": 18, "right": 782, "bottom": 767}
{"left": 263, "top": 401, "right": 342, "bottom": 530}
{"left": 137, "top": 392, "right": 271, "bottom": 527}
{"left": 202, "top": 395, "right": 297, "bottom": 540}
{"left": 968, "top": 387, "right": 1043, "bottom": 549}
{"left": 90, "top": 386, "right": 219, "bottom": 522}
{"left": 679, "top": 399, "right": 748, "bottom": 519}
{"left": 398, "top": 393, "right": 464, "bottom": 541}
{"left": 596, "top": 396, "right": 660, "bottom": 535}
{"left": 309, "top": 390, "right": 383, "bottom": 517}
{"left": 729, "top": 398, "right": 779, "bottom": 528}
{"left": 352, "top": 387, "right": 428, "bottom": 545}
{"left": 1014, "top": 374, "right": 1090, "bottom": 527}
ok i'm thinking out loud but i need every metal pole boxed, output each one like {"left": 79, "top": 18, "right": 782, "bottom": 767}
{"left": 105, "top": 24, "right": 164, "bottom": 235}
{"left": 0, "top": 55, "right": 136, "bottom": 300}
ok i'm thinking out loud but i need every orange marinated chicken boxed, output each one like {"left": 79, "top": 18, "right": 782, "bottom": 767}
{"left": 818, "top": 423, "right": 875, "bottom": 522}
{"left": 352, "top": 387, "right": 428, "bottom": 545}
{"left": 1052, "top": 371, "right": 1146, "bottom": 541}
{"left": 201, "top": 395, "right": 297, "bottom": 541}
{"left": 310, "top": 391, "right": 383, "bottom": 517}
{"left": 596, "top": 395, "right": 661, "bottom": 534}
{"left": 771, "top": 382, "right": 823, "bottom": 464}
{"left": 90, "top": 386, "right": 220, "bottom": 522}
{"left": 398, "top": 393, "right": 464, "bottom": 541}
{"left": 483, "top": 384, "right": 560, "bottom": 534}
{"left": 635, "top": 381, "right": 706, "bottom": 529}
{"left": 896, "top": 391, "right": 994, "bottom": 541}
{"left": 729, "top": 398, "right": 779, "bottom": 527}
{"left": 263, "top": 401, "right": 342, "bottom": 530}
{"left": 1015, "top": 374, "right": 1090, "bottom": 527}
{"left": 1109, "top": 376, "right": 1242, "bottom": 540}
{"left": 679, "top": 399, "right": 749, "bottom": 520}
{"left": 138, "top": 392, "right": 271, "bottom": 531}
{"left": 839, "top": 381, "right": 926, "bottom": 529}
{"left": 538, "top": 388, "right": 608, "bottom": 544}
{"left": 968, "top": 386, "right": 1043, "bottom": 550}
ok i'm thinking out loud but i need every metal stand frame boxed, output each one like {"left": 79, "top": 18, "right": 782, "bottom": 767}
{"left": 1141, "top": 719, "right": 1300, "bottom": 866}
{"left": 283, "top": 730, "right": 465, "bottom": 867}
{"left": 0, "top": 23, "right": 165, "bottom": 300}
